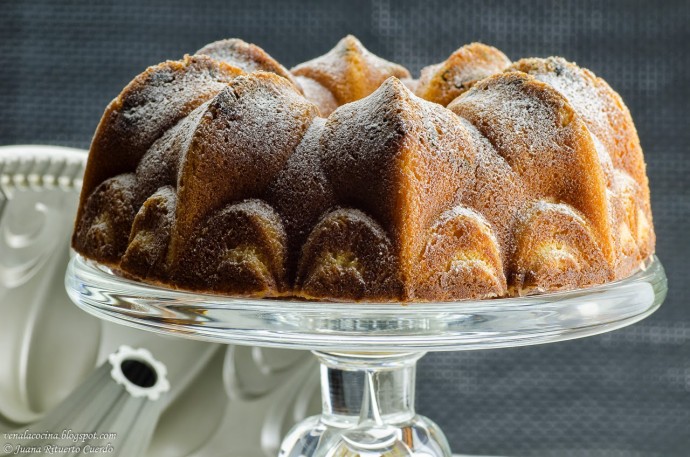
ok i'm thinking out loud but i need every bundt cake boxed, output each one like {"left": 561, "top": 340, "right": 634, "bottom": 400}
{"left": 72, "top": 35, "right": 655, "bottom": 302}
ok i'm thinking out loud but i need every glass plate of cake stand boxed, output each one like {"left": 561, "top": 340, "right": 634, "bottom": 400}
{"left": 65, "top": 254, "right": 667, "bottom": 457}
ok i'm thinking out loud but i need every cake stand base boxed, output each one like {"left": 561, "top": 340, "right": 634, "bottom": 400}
{"left": 280, "top": 351, "right": 450, "bottom": 457}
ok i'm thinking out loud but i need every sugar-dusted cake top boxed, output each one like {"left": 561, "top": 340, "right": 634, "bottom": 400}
{"left": 73, "top": 36, "right": 654, "bottom": 302}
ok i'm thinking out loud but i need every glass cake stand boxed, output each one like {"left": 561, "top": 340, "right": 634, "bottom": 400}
{"left": 65, "top": 254, "right": 667, "bottom": 457}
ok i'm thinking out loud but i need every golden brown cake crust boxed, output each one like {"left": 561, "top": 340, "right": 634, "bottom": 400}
{"left": 173, "top": 199, "right": 288, "bottom": 296}
{"left": 120, "top": 186, "right": 177, "bottom": 280}
{"left": 294, "top": 76, "right": 339, "bottom": 116}
{"left": 414, "top": 207, "right": 507, "bottom": 300}
{"left": 448, "top": 72, "right": 615, "bottom": 264}
{"left": 296, "top": 208, "right": 403, "bottom": 301}
{"left": 73, "top": 36, "right": 656, "bottom": 302}
{"left": 196, "top": 38, "right": 300, "bottom": 89}
{"left": 416, "top": 43, "right": 511, "bottom": 107}
{"left": 509, "top": 57, "right": 655, "bottom": 266}
{"left": 73, "top": 173, "right": 138, "bottom": 265}
{"left": 169, "top": 72, "right": 318, "bottom": 263}
{"left": 292, "top": 35, "right": 411, "bottom": 105}
{"left": 264, "top": 118, "right": 336, "bottom": 281}
{"left": 76, "top": 55, "right": 243, "bottom": 227}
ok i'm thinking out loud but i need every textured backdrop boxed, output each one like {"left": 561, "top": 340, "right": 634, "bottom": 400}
{"left": 1, "top": 1, "right": 689, "bottom": 456}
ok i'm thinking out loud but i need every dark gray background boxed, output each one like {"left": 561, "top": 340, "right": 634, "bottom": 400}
{"left": 1, "top": 1, "right": 688, "bottom": 455}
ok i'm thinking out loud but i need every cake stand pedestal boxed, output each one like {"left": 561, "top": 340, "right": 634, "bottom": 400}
{"left": 65, "top": 255, "right": 667, "bottom": 457}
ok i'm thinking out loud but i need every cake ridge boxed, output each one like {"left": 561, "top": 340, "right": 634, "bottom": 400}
{"left": 76, "top": 54, "right": 245, "bottom": 225}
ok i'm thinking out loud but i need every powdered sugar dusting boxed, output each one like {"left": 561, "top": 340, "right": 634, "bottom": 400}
{"left": 196, "top": 38, "right": 299, "bottom": 88}
{"left": 527, "top": 199, "right": 588, "bottom": 226}
{"left": 170, "top": 72, "right": 318, "bottom": 259}
{"left": 321, "top": 77, "right": 477, "bottom": 242}
{"left": 449, "top": 71, "right": 617, "bottom": 268}
{"left": 79, "top": 54, "right": 243, "bottom": 219}
{"left": 508, "top": 57, "right": 652, "bottom": 272}
{"left": 512, "top": 58, "right": 612, "bottom": 141}
{"left": 74, "top": 36, "right": 654, "bottom": 301}
{"left": 509, "top": 58, "right": 649, "bottom": 210}
{"left": 450, "top": 72, "right": 566, "bottom": 159}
